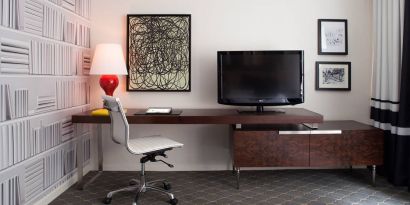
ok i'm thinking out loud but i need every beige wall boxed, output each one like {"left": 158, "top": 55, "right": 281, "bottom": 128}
{"left": 91, "top": 0, "right": 373, "bottom": 171}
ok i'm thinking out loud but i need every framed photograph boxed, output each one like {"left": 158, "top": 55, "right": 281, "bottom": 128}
{"left": 316, "top": 61, "right": 351, "bottom": 90}
{"left": 318, "top": 19, "right": 348, "bottom": 55}
{"left": 127, "top": 14, "right": 191, "bottom": 92}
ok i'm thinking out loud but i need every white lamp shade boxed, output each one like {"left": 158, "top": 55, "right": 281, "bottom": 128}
{"left": 90, "top": 44, "right": 128, "bottom": 75}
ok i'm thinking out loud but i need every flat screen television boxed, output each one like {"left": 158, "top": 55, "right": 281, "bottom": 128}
{"left": 217, "top": 50, "right": 304, "bottom": 112}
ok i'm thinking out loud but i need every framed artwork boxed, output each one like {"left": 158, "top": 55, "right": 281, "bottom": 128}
{"left": 318, "top": 19, "right": 348, "bottom": 55}
{"left": 127, "top": 14, "right": 191, "bottom": 91}
{"left": 316, "top": 61, "right": 351, "bottom": 91}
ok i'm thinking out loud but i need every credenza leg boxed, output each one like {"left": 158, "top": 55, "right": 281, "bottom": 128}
{"left": 372, "top": 165, "right": 376, "bottom": 186}
{"left": 236, "top": 167, "right": 240, "bottom": 189}
{"left": 232, "top": 165, "right": 235, "bottom": 175}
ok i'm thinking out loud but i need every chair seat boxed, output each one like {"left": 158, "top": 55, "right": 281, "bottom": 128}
{"left": 128, "top": 136, "right": 183, "bottom": 155}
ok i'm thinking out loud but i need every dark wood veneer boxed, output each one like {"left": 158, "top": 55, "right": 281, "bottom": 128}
{"left": 72, "top": 108, "right": 323, "bottom": 124}
{"left": 233, "top": 121, "right": 384, "bottom": 168}
{"left": 310, "top": 134, "right": 349, "bottom": 167}
{"left": 316, "top": 120, "right": 381, "bottom": 131}
{"left": 234, "top": 131, "right": 309, "bottom": 167}
{"left": 347, "top": 130, "right": 384, "bottom": 165}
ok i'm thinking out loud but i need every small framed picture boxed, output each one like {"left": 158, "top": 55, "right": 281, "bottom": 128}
{"left": 318, "top": 19, "right": 348, "bottom": 55}
{"left": 316, "top": 61, "right": 351, "bottom": 91}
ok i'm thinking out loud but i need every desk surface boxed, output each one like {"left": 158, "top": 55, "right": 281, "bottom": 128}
{"left": 72, "top": 108, "right": 323, "bottom": 124}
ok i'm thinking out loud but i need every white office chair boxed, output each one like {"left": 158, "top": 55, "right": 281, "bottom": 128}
{"left": 102, "top": 96, "right": 183, "bottom": 205}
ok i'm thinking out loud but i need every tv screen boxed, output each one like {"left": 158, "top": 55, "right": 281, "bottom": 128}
{"left": 217, "top": 50, "right": 304, "bottom": 107}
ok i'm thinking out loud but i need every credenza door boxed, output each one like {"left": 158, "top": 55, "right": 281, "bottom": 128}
{"left": 233, "top": 130, "right": 309, "bottom": 167}
{"left": 309, "top": 130, "right": 349, "bottom": 167}
{"left": 346, "top": 130, "right": 384, "bottom": 165}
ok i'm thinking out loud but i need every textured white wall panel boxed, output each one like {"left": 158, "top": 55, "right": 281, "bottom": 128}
{"left": 0, "top": 0, "right": 91, "bottom": 203}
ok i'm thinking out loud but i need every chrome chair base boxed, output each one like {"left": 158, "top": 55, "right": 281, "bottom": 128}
{"left": 103, "top": 163, "right": 177, "bottom": 205}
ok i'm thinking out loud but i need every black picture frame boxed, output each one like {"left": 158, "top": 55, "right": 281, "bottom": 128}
{"left": 318, "top": 19, "right": 348, "bottom": 55}
{"left": 126, "top": 14, "right": 191, "bottom": 92}
{"left": 316, "top": 61, "right": 351, "bottom": 91}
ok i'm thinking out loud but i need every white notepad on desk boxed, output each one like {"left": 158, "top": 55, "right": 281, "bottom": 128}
{"left": 145, "top": 107, "right": 172, "bottom": 114}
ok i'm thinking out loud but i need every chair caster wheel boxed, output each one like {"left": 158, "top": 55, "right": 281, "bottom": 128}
{"left": 169, "top": 198, "right": 178, "bottom": 205}
{"left": 103, "top": 197, "right": 112, "bottom": 204}
{"left": 129, "top": 180, "right": 138, "bottom": 186}
{"left": 163, "top": 182, "right": 171, "bottom": 190}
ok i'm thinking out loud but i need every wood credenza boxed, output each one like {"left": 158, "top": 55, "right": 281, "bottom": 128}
{"left": 232, "top": 121, "right": 384, "bottom": 188}
{"left": 233, "top": 121, "right": 384, "bottom": 167}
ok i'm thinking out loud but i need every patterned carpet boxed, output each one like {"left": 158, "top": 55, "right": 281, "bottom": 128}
{"left": 50, "top": 169, "right": 410, "bottom": 205}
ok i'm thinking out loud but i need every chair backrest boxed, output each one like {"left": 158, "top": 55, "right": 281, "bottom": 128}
{"left": 102, "top": 96, "right": 129, "bottom": 145}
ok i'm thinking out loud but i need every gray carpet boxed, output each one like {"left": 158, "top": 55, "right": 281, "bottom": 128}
{"left": 50, "top": 169, "right": 410, "bottom": 205}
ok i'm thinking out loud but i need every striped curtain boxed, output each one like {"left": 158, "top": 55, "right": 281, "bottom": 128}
{"left": 371, "top": 0, "right": 410, "bottom": 188}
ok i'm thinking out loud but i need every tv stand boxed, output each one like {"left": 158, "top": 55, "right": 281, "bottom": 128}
{"left": 232, "top": 121, "right": 384, "bottom": 189}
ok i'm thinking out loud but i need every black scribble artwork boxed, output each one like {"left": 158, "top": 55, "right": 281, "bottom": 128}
{"left": 325, "top": 29, "right": 344, "bottom": 47}
{"left": 322, "top": 68, "right": 345, "bottom": 84}
{"left": 128, "top": 15, "right": 191, "bottom": 91}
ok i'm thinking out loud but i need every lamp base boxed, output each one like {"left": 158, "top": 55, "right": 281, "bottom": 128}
{"left": 99, "top": 75, "right": 119, "bottom": 96}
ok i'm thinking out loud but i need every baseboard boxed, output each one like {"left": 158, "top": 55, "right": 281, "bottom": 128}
{"left": 34, "top": 164, "right": 93, "bottom": 205}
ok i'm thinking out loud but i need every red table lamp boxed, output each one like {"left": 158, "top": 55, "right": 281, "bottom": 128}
{"left": 90, "top": 44, "right": 128, "bottom": 96}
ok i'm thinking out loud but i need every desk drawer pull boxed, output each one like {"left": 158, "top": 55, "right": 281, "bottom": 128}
{"left": 310, "top": 130, "right": 342, "bottom": 135}
{"left": 279, "top": 131, "right": 311, "bottom": 135}
{"left": 278, "top": 130, "right": 342, "bottom": 135}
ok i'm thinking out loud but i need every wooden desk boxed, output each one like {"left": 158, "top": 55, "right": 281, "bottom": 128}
{"left": 72, "top": 108, "right": 323, "bottom": 124}
{"left": 72, "top": 108, "right": 323, "bottom": 189}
